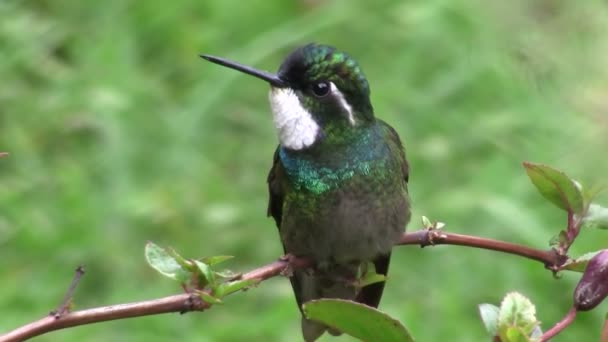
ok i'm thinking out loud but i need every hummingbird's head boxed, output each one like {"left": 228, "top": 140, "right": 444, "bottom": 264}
{"left": 201, "top": 43, "right": 373, "bottom": 150}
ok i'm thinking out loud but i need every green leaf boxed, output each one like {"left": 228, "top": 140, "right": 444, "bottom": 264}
{"left": 549, "top": 230, "right": 568, "bottom": 249}
{"left": 194, "top": 260, "right": 216, "bottom": 288}
{"left": 478, "top": 303, "right": 500, "bottom": 336}
{"left": 303, "top": 299, "right": 414, "bottom": 342}
{"left": 200, "top": 255, "right": 234, "bottom": 266}
{"left": 421, "top": 216, "right": 432, "bottom": 228}
{"left": 214, "top": 279, "right": 259, "bottom": 297}
{"left": 523, "top": 162, "right": 584, "bottom": 214}
{"left": 353, "top": 262, "right": 387, "bottom": 288}
{"left": 434, "top": 221, "right": 446, "bottom": 230}
{"left": 167, "top": 247, "right": 194, "bottom": 271}
{"left": 197, "top": 290, "right": 223, "bottom": 305}
{"left": 502, "top": 326, "right": 532, "bottom": 342}
{"left": 358, "top": 272, "right": 387, "bottom": 288}
{"left": 497, "top": 292, "right": 539, "bottom": 340}
{"left": 581, "top": 204, "right": 608, "bottom": 230}
{"left": 561, "top": 251, "right": 602, "bottom": 272}
{"left": 145, "top": 242, "right": 190, "bottom": 282}
{"left": 420, "top": 216, "right": 445, "bottom": 229}
{"left": 215, "top": 269, "right": 241, "bottom": 279}
{"left": 583, "top": 183, "right": 607, "bottom": 204}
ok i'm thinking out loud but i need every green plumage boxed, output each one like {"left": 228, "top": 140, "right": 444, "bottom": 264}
{"left": 202, "top": 43, "right": 410, "bottom": 342}
{"left": 278, "top": 125, "right": 392, "bottom": 195}
{"left": 266, "top": 45, "right": 410, "bottom": 341}
{"left": 280, "top": 44, "right": 369, "bottom": 94}
{"left": 278, "top": 44, "right": 373, "bottom": 121}
{"left": 268, "top": 119, "right": 409, "bottom": 263}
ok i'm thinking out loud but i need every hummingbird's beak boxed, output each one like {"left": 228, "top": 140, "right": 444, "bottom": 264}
{"left": 200, "top": 54, "right": 286, "bottom": 88}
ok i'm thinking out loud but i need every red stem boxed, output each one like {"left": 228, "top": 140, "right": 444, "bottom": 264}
{"left": 601, "top": 315, "right": 608, "bottom": 342}
{"left": 398, "top": 229, "right": 563, "bottom": 269}
{"left": 540, "top": 307, "right": 577, "bottom": 341}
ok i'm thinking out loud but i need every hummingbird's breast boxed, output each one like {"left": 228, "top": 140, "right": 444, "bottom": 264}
{"left": 277, "top": 124, "right": 409, "bottom": 263}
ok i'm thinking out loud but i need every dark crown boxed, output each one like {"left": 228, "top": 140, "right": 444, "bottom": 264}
{"left": 277, "top": 44, "right": 372, "bottom": 111}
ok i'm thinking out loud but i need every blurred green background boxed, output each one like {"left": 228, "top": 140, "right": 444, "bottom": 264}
{"left": 1, "top": 0, "right": 608, "bottom": 341}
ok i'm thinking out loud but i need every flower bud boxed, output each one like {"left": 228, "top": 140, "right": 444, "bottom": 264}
{"left": 573, "top": 250, "right": 608, "bottom": 311}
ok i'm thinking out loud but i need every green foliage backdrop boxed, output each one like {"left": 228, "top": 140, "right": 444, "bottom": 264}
{"left": 1, "top": 0, "right": 607, "bottom": 341}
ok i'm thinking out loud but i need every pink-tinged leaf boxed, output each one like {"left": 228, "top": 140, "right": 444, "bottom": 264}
{"left": 197, "top": 290, "right": 222, "bottom": 305}
{"left": 523, "top": 162, "right": 584, "bottom": 214}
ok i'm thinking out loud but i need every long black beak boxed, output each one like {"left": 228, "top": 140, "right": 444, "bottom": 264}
{"left": 200, "top": 54, "right": 286, "bottom": 88}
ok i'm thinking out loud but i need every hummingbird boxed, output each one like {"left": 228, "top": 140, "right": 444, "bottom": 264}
{"left": 201, "top": 44, "right": 410, "bottom": 341}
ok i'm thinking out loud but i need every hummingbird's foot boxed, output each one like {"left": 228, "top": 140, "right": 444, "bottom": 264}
{"left": 332, "top": 274, "right": 359, "bottom": 288}
{"left": 280, "top": 253, "right": 298, "bottom": 277}
{"left": 325, "top": 275, "right": 357, "bottom": 289}
{"left": 319, "top": 263, "right": 359, "bottom": 288}
{"left": 280, "top": 254, "right": 316, "bottom": 277}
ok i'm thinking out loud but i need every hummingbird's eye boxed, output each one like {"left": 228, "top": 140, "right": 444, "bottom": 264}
{"left": 311, "top": 81, "right": 330, "bottom": 98}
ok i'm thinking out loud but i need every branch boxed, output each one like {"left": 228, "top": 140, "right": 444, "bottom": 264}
{"left": 51, "top": 266, "right": 86, "bottom": 318}
{"left": 540, "top": 306, "right": 577, "bottom": 341}
{"left": 398, "top": 229, "right": 566, "bottom": 270}
{"left": 0, "top": 258, "right": 309, "bottom": 342}
{"left": 0, "top": 228, "right": 565, "bottom": 341}
{"left": 1, "top": 294, "right": 202, "bottom": 342}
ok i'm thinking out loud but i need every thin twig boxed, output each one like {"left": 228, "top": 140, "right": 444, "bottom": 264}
{"left": 397, "top": 229, "right": 565, "bottom": 270}
{"left": 50, "top": 266, "right": 86, "bottom": 318}
{"left": 0, "top": 258, "right": 300, "bottom": 342}
{"left": 0, "top": 229, "right": 566, "bottom": 341}
{"left": 540, "top": 306, "right": 577, "bottom": 341}
{"left": 0, "top": 152, "right": 8, "bottom": 158}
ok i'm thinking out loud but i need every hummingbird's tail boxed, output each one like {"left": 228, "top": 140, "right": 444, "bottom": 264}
{"left": 297, "top": 262, "right": 359, "bottom": 341}
{"left": 301, "top": 317, "right": 335, "bottom": 342}
{"left": 295, "top": 255, "right": 393, "bottom": 341}
{"left": 301, "top": 317, "right": 324, "bottom": 342}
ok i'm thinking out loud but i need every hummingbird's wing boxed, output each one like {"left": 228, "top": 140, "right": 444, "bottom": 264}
{"left": 379, "top": 119, "right": 409, "bottom": 185}
{"left": 266, "top": 147, "right": 306, "bottom": 310}
{"left": 266, "top": 147, "right": 284, "bottom": 228}
{"left": 355, "top": 120, "right": 409, "bottom": 308}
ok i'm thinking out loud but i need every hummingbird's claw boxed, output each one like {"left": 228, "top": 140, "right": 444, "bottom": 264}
{"left": 280, "top": 254, "right": 298, "bottom": 277}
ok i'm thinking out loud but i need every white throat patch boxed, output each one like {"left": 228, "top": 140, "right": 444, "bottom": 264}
{"left": 269, "top": 88, "right": 320, "bottom": 150}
